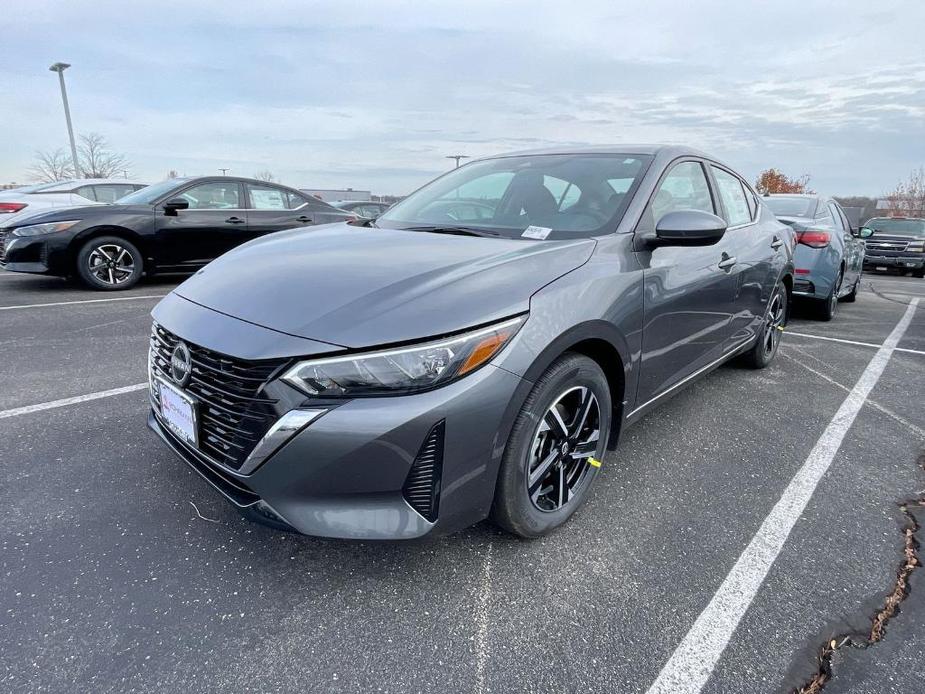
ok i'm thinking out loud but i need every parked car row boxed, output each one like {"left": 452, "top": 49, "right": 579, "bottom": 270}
{"left": 0, "top": 146, "right": 896, "bottom": 540}
{"left": 0, "top": 178, "right": 149, "bottom": 228}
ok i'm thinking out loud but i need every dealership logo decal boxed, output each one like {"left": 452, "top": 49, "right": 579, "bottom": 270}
{"left": 170, "top": 342, "right": 192, "bottom": 387}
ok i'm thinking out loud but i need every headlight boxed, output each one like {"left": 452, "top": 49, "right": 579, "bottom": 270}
{"left": 282, "top": 315, "right": 526, "bottom": 397}
{"left": 12, "top": 220, "right": 80, "bottom": 237}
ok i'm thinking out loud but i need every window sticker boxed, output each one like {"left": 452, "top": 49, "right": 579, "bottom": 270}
{"left": 522, "top": 225, "right": 552, "bottom": 240}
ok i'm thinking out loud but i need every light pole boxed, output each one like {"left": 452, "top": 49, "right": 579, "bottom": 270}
{"left": 219, "top": 168, "right": 230, "bottom": 176}
{"left": 49, "top": 62, "right": 80, "bottom": 177}
{"left": 446, "top": 155, "right": 469, "bottom": 169}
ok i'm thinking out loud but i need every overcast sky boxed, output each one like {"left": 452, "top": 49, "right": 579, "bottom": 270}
{"left": 2, "top": 0, "right": 923, "bottom": 195}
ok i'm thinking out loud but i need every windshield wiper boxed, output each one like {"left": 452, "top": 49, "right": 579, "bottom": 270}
{"left": 404, "top": 225, "right": 500, "bottom": 238}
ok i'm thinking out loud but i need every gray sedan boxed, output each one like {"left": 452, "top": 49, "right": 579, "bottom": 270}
{"left": 147, "top": 145, "right": 794, "bottom": 540}
{"left": 764, "top": 194, "right": 871, "bottom": 320}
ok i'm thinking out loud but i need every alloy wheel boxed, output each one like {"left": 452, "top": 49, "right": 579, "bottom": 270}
{"left": 88, "top": 244, "right": 135, "bottom": 286}
{"left": 527, "top": 386, "right": 601, "bottom": 512}
{"left": 763, "top": 289, "right": 785, "bottom": 356}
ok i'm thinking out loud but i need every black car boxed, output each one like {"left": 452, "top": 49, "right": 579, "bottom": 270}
{"left": 861, "top": 217, "right": 925, "bottom": 278}
{"left": 0, "top": 176, "right": 352, "bottom": 290}
{"left": 331, "top": 200, "right": 392, "bottom": 220}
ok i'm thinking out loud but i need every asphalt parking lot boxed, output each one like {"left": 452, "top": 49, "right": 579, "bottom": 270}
{"left": 1, "top": 270, "right": 923, "bottom": 693}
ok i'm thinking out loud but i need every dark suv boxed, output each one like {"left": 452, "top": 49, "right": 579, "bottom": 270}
{"left": 0, "top": 176, "right": 351, "bottom": 289}
{"left": 862, "top": 217, "right": 925, "bottom": 277}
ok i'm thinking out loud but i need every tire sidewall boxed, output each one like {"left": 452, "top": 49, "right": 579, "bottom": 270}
{"left": 76, "top": 236, "right": 143, "bottom": 291}
{"left": 492, "top": 354, "right": 612, "bottom": 538}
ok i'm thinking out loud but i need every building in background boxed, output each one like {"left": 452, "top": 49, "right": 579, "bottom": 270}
{"left": 301, "top": 187, "right": 371, "bottom": 202}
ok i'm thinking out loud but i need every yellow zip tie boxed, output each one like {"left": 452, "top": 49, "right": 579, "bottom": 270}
{"left": 589, "top": 457, "right": 602, "bottom": 468}
{"left": 776, "top": 325, "right": 785, "bottom": 331}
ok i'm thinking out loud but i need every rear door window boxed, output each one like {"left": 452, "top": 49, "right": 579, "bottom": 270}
{"left": 247, "top": 184, "right": 288, "bottom": 210}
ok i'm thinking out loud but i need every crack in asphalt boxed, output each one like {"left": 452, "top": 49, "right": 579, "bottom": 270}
{"left": 795, "top": 451, "right": 925, "bottom": 693}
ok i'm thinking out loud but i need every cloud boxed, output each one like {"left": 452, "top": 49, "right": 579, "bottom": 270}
{"left": 1, "top": 0, "right": 923, "bottom": 194}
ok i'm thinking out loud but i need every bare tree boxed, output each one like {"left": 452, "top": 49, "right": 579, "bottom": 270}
{"left": 254, "top": 170, "right": 276, "bottom": 182}
{"left": 885, "top": 166, "right": 925, "bottom": 216}
{"left": 27, "top": 148, "right": 74, "bottom": 182}
{"left": 77, "top": 133, "right": 131, "bottom": 178}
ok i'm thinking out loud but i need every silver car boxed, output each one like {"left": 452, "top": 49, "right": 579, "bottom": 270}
{"left": 764, "top": 194, "right": 871, "bottom": 320}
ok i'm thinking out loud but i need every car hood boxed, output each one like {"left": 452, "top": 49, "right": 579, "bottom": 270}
{"left": 2, "top": 203, "right": 152, "bottom": 228}
{"left": 173, "top": 224, "right": 596, "bottom": 349}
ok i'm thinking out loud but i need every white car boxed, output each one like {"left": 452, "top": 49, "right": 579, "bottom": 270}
{"left": 0, "top": 178, "right": 149, "bottom": 228}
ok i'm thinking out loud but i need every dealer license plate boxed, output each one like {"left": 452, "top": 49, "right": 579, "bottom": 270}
{"left": 157, "top": 378, "right": 199, "bottom": 446}
{"left": 876, "top": 266, "right": 888, "bottom": 271}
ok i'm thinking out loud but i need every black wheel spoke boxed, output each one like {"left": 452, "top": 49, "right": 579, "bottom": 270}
{"left": 528, "top": 386, "right": 602, "bottom": 513}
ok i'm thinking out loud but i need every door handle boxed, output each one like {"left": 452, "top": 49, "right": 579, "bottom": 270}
{"left": 771, "top": 237, "right": 784, "bottom": 250}
{"left": 225, "top": 216, "right": 245, "bottom": 224}
{"left": 296, "top": 215, "right": 313, "bottom": 223}
{"left": 718, "top": 253, "right": 737, "bottom": 270}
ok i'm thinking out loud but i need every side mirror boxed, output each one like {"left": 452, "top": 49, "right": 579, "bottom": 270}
{"left": 858, "top": 226, "right": 874, "bottom": 239}
{"left": 651, "top": 210, "right": 728, "bottom": 247}
{"left": 163, "top": 197, "right": 190, "bottom": 215}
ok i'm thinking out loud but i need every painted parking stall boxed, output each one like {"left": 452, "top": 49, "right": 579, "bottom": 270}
{"left": 0, "top": 270, "right": 923, "bottom": 692}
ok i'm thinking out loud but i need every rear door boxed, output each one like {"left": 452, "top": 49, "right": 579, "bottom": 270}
{"left": 634, "top": 159, "right": 738, "bottom": 406}
{"left": 153, "top": 180, "right": 248, "bottom": 269}
{"left": 243, "top": 183, "right": 312, "bottom": 240}
{"left": 708, "top": 165, "right": 774, "bottom": 348}
{"left": 831, "top": 201, "right": 862, "bottom": 287}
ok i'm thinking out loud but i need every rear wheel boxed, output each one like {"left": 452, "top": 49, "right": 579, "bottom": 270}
{"left": 491, "top": 353, "right": 611, "bottom": 538}
{"left": 741, "top": 280, "right": 787, "bottom": 369}
{"left": 76, "top": 236, "right": 143, "bottom": 291}
{"left": 816, "top": 269, "right": 842, "bottom": 321}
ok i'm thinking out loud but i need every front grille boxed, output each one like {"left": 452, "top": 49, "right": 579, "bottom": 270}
{"left": 402, "top": 421, "right": 445, "bottom": 522}
{"left": 150, "top": 323, "right": 288, "bottom": 471}
{"left": 866, "top": 240, "right": 909, "bottom": 253}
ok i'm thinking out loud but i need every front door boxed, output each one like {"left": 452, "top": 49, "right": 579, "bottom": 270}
{"left": 634, "top": 160, "right": 738, "bottom": 407}
{"left": 154, "top": 180, "right": 248, "bottom": 270}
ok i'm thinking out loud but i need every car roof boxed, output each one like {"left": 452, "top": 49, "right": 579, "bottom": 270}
{"left": 38, "top": 178, "right": 149, "bottom": 190}
{"left": 486, "top": 144, "right": 702, "bottom": 157}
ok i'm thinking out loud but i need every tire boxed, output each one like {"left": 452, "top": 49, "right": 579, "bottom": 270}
{"left": 843, "top": 275, "right": 860, "bottom": 302}
{"left": 913, "top": 268, "right": 925, "bottom": 279}
{"left": 491, "top": 353, "right": 612, "bottom": 538}
{"left": 816, "top": 269, "right": 843, "bottom": 321}
{"left": 741, "top": 280, "right": 787, "bottom": 369}
{"left": 76, "top": 236, "right": 144, "bottom": 291}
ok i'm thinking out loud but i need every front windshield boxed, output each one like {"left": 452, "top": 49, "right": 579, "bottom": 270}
{"left": 377, "top": 154, "right": 652, "bottom": 239}
{"left": 764, "top": 196, "right": 816, "bottom": 217}
{"left": 116, "top": 178, "right": 189, "bottom": 204}
{"left": 866, "top": 218, "right": 925, "bottom": 237}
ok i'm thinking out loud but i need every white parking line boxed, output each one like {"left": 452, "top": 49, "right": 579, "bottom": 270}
{"left": 0, "top": 383, "right": 148, "bottom": 419}
{"left": 646, "top": 297, "right": 920, "bottom": 694}
{"left": 0, "top": 295, "right": 166, "bottom": 311}
{"left": 786, "top": 330, "right": 925, "bottom": 356}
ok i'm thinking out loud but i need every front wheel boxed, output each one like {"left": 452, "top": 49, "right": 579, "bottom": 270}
{"left": 741, "top": 280, "right": 787, "bottom": 369}
{"left": 76, "top": 236, "right": 144, "bottom": 290}
{"left": 491, "top": 353, "right": 612, "bottom": 538}
{"left": 913, "top": 267, "right": 925, "bottom": 279}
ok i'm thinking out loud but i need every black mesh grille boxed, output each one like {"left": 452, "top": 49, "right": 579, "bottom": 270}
{"left": 402, "top": 421, "right": 444, "bottom": 522}
{"left": 150, "top": 323, "right": 288, "bottom": 471}
{"left": 0, "top": 230, "right": 8, "bottom": 264}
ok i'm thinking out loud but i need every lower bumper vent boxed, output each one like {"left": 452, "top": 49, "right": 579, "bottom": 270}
{"left": 402, "top": 421, "right": 445, "bottom": 523}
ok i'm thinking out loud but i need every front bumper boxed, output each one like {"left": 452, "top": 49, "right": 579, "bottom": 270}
{"left": 0, "top": 232, "right": 69, "bottom": 274}
{"left": 149, "top": 357, "right": 526, "bottom": 540}
{"left": 863, "top": 254, "right": 924, "bottom": 270}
